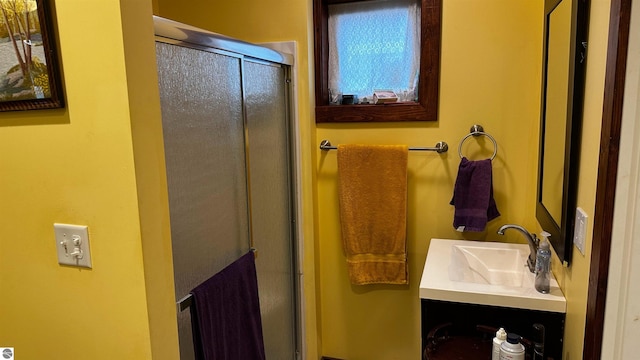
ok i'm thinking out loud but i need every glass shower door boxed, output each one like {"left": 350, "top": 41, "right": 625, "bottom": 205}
{"left": 156, "top": 42, "right": 249, "bottom": 360}
{"left": 156, "top": 40, "right": 298, "bottom": 359}
{"left": 244, "top": 60, "right": 298, "bottom": 360}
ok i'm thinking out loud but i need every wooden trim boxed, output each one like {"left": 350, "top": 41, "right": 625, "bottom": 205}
{"left": 313, "top": 0, "right": 441, "bottom": 122}
{"left": 583, "top": 0, "right": 631, "bottom": 357}
{"left": 313, "top": 0, "right": 329, "bottom": 109}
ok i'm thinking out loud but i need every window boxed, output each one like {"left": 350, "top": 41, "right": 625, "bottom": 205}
{"left": 314, "top": 0, "right": 441, "bottom": 122}
{"left": 329, "top": 0, "right": 420, "bottom": 101}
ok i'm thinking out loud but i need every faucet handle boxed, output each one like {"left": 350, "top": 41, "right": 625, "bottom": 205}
{"left": 532, "top": 233, "right": 539, "bottom": 247}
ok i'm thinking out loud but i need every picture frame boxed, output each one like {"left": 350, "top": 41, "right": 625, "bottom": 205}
{"left": 0, "top": 0, "right": 63, "bottom": 111}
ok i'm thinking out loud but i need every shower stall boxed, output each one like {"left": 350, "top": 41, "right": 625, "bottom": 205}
{"left": 153, "top": 17, "right": 299, "bottom": 359}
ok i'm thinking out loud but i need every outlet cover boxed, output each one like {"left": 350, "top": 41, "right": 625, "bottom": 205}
{"left": 54, "top": 223, "right": 92, "bottom": 268}
{"left": 573, "top": 208, "right": 587, "bottom": 256}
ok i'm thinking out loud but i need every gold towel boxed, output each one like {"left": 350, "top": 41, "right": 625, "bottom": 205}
{"left": 337, "top": 144, "right": 409, "bottom": 285}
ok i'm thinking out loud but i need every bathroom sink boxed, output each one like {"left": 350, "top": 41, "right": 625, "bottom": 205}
{"left": 449, "top": 244, "right": 525, "bottom": 286}
{"left": 420, "top": 239, "right": 566, "bottom": 313}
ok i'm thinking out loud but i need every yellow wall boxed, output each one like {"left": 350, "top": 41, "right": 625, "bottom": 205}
{"left": 120, "top": 0, "right": 180, "bottom": 358}
{"left": 0, "top": 0, "right": 177, "bottom": 359}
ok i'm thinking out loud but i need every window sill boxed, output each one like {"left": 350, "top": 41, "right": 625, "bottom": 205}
{"left": 315, "top": 102, "right": 437, "bottom": 123}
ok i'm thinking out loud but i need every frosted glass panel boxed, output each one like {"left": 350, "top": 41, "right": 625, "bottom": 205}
{"left": 244, "top": 61, "right": 296, "bottom": 359}
{"left": 156, "top": 42, "right": 249, "bottom": 359}
{"left": 328, "top": 0, "right": 420, "bottom": 99}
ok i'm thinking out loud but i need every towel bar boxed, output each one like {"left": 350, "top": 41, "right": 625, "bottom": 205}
{"left": 176, "top": 248, "right": 257, "bottom": 312}
{"left": 177, "top": 293, "right": 193, "bottom": 312}
{"left": 319, "top": 140, "right": 449, "bottom": 153}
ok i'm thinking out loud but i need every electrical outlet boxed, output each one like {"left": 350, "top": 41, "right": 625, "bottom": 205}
{"left": 573, "top": 208, "right": 587, "bottom": 255}
{"left": 54, "top": 223, "right": 92, "bottom": 268}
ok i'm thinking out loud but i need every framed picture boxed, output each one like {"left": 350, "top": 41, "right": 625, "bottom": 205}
{"left": 0, "top": 0, "right": 63, "bottom": 111}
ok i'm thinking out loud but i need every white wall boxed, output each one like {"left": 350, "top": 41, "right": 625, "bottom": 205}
{"left": 601, "top": 0, "right": 640, "bottom": 357}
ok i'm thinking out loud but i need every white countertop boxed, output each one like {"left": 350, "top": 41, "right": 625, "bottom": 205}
{"left": 420, "top": 238, "right": 566, "bottom": 313}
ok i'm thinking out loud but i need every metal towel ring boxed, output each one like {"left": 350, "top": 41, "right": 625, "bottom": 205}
{"left": 457, "top": 125, "right": 498, "bottom": 160}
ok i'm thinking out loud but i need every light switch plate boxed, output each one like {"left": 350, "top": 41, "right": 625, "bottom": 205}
{"left": 54, "top": 223, "right": 92, "bottom": 268}
{"left": 573, "top": 207, "right": 587, "bottom": 256}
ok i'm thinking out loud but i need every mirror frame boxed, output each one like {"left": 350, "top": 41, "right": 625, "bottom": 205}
{"left": 536, "top": 0, "right": 590, "bottom": 265}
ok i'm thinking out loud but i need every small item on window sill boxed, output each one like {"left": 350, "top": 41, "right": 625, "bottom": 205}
{"left": 373, "top": 90, "right": 398, "bottom": 104}
{"left": 329, "top": 89, "right": 342, "bottom": 105}
{"left": 341, "top": 94, "right": 358, "bottom": 105}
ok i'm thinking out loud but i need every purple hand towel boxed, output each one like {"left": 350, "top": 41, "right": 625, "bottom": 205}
{"left": 190, "top": 251, "right": 266, "bottom": 360}
{"left": 449, "top": 157, "right": 500, "bottom": 232}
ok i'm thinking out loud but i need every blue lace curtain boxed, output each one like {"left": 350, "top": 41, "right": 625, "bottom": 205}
{"left": 328, "top": 0, "right": 420, "bottom": 102}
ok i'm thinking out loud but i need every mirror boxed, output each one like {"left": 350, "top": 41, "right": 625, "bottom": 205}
{"left": 536, "top": 0, "right": 589, "bottom": 265}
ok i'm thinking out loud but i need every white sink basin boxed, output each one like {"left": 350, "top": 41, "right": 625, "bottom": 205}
{"left": 449, "top": 244, "right": 525, "bottom": 286}
{"left": 420, "top": 239, "right": 566, "bottom": 313}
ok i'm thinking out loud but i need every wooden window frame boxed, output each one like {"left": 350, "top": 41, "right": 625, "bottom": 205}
{"left": 313, "top": 0, "right": 441, "bottom": 123}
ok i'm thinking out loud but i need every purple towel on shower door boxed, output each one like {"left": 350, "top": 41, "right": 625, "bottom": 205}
{"left": 190, "top": 251, "right": 266, "bottom": 360}
{"left": 450, "top": 157, "right": 500, "bottom": 232}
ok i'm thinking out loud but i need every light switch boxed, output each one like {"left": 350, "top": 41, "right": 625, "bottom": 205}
{"left": 54, "top": 223, "right": 92, "bottom": 268}
{"left": 573, "top": 207, "right": 587, "bottom": 256}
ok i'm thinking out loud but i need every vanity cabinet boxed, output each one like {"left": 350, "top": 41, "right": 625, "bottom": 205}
{"left": 420, "top": 239, "right": 567, "bottom": 360}
{"left": 421, "top": 299, "right": 565, "bottom": 360}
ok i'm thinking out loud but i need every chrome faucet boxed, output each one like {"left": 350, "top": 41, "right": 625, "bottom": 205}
{"left": 497, "top": 224, "right": 539, "bottom": 273}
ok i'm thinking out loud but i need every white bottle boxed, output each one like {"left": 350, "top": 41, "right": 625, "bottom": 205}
{"left": 535, "top": 231, "right": 552, "bottom": 293}
{"left": 499, "top": 333, "right": 525, "bottom": 360}
{"left": 492, "top": 327, "right": 507, "bottom": 360}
